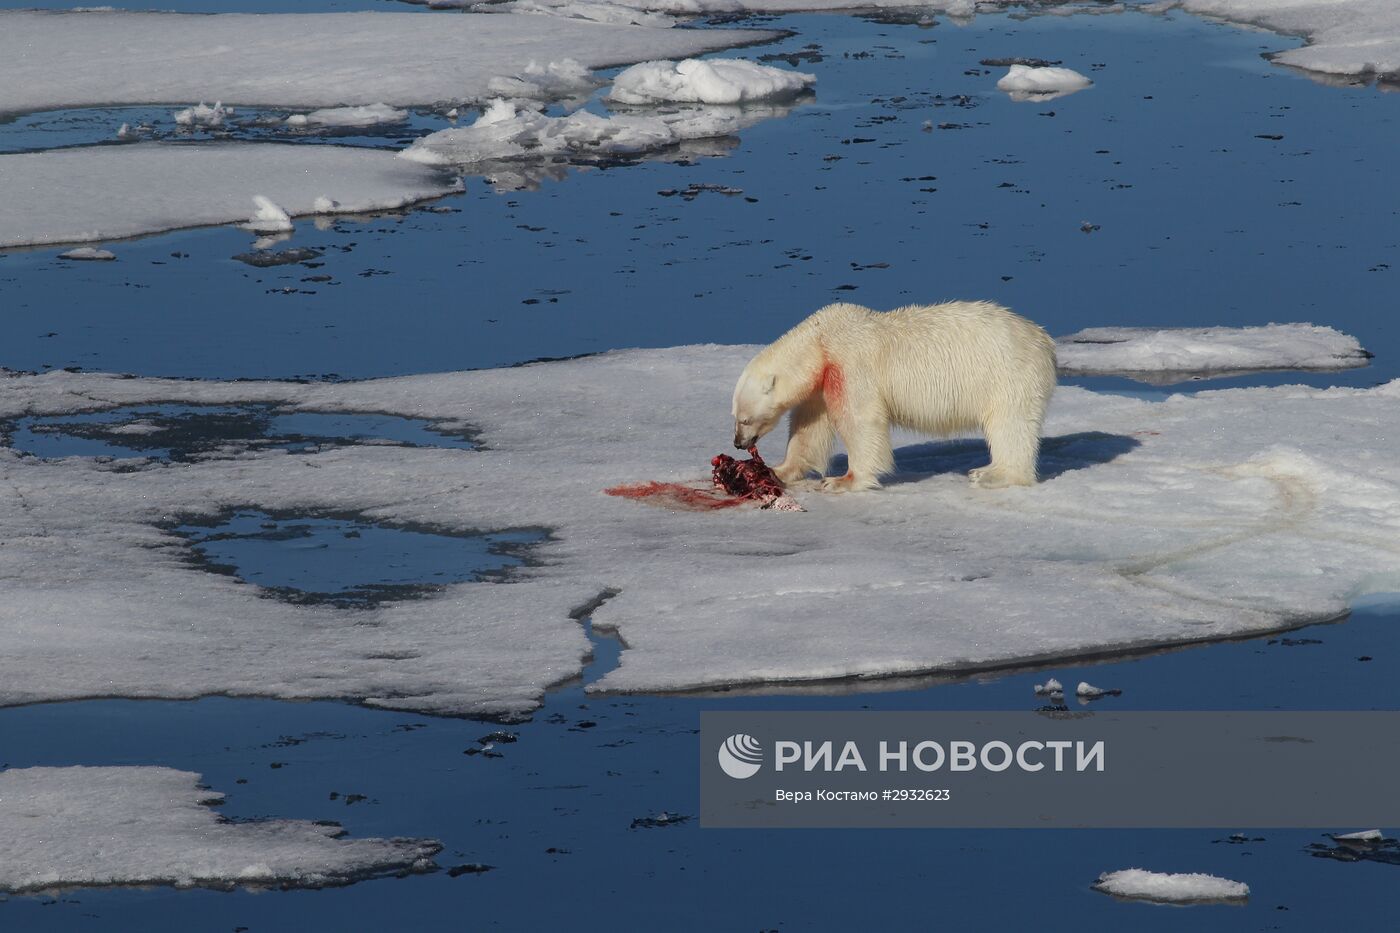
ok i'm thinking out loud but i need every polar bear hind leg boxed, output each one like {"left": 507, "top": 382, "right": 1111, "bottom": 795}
{"left": 969, "top": 412, "right": 1042, "bottom": 488}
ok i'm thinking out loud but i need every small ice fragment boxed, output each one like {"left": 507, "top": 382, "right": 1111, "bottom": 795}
{"left": 117, "top": 122, "right": 131, "bottom": 138}
{"left": 445, "top": 108, "right": 459, "bottom": 119}
{"left": 608, "top": 58, "right": 815, "bottom": 106}
{"left": 996, "top": 65, "right": 1092, "bottom": 102}
{"left": 243, "top": 195, "right": 294, "bottom": 234}
{"left": 312, "top": 196, "right": 341, "bottom": 213}
{"left": 284, "top": 104, "right": 408, "bottom": 128}
{"left": 173, "top": 101, "right": 231, "bottom": 126}
{"left": 1093, "top": 868, "right": 1249, "bottom": 904}
{"left": 1076, "top": 681, "right": 1119, "bottom": 699}
{"left": 1034, "top": 677, "right": 1063, "bottom": 696}
{"left": 58, "top": 247, "right": 115, "bottom": 261}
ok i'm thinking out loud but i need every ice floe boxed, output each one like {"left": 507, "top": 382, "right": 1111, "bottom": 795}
{"left": 485, "top": 59, "right": 602, "bottom": 103}
{"left": 1056, "top": 324, "right": 1370, "bottom": 383}
{"left": 0, "top": 766, "right": 438, "bottom": 894}
{"left": 1093, "top": 868, "right": 1249, "bottom": 903}
{"left": 57, "top": 247, "right": 115, "bottom": 261}
{"left": 0, "top": 10, "right": 778, "bottom": 115}
{"left": 173, "top": 101, "right": 233, "bottom": 127}
{"left": 285, "top": 104, "right": 410, "bottom": 128}
{"left": 995, "top": 64, "right": 1092, "bottom": 101}
{"left": 486, "top": 0, "right": 678, "bottom": 29}
{"left": 0, "top": 344, "right": 1397, "bottom": 716}
{"left": 0, "top": 143, "right": 460, "bottom": 248}
{"left": 1171, "top": 0, "right": 1400, "bottom": 82}
{"left": 1033, "top": 677, "right": 1064, "bottom": 696}
{"left": 400, "top": 98, "right": 793, "bottom": 166}
{"left": 609, "top": 58, "right": 816, "bottom": 105}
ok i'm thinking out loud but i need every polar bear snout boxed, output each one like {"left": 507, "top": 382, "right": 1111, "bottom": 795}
{"left": 734, "top": 427, "right": 755, "bottom": 449}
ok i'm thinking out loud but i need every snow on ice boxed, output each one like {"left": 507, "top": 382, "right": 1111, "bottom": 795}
{"left": 1056, "top": 324, "right": 1369, "bottom": 383}
{"left": 0, "top": 345, "right": 1397, "bottom": 716}
{"left": 995, "top": 64, "right": 1092, "bottom": 101}
{"left": 242, "top": 195, "right": 294, "bottom": 234}
{"left": 173, "top": 101, "right": 233, "bottom": 127}
{"left": 0, "top": 10, "right": 779, "bottom": 116}
{"left": 400, "top": 98, "right": 795, "bottom": 166}
{"left": 609, "top": 58, "right": 815, "bottom": 105}
{"left": 0, "top": 143, "right": 461, "bottom": 248}
{"left": 285, "top": 104, "right": 410, "bottom": 128}
{"left": 0, "top": 766, "right": 438, "bottom": 894}
{"left": 1093, "top": 868, "right": 1249, "bottom": 903}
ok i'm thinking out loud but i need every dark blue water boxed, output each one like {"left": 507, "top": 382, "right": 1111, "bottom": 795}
{"left": 2, "top": 4, "right": 1398, "bottom": 930}
{"left": 3, "top": 9, "right": 1396, "bottom": 389}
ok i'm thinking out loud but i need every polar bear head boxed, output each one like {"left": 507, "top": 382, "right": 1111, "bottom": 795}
{"left": 731, "top": 365, "right": 785, "bottom": 449}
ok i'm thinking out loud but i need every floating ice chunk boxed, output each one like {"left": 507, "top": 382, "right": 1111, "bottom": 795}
{"left": 996, "top": 64, "right": 1091, "bottom": 101}
{"left": 1093, "top": 868, "right": 1249, "bottom": 903}
{"left": 173, "top": 101, "right": 232, "bottom": 126}
{"left": 0, "top": 143, "right": 460, "bottom": 248}
{"left": 116, "top": 122, "right": 131, "bottom": 138}
{"left": 1056, "top": 324, "right": 1370, "bottom": 383}
{"left": 609, "top": 58, "right": 815, "bottom": 105}
{"left": 485, "top": 59, "right": 602, "bottom": 102}
{"left": 1333, "top": 829, "right": 1384, "bottom": 842}
{"left": 243, "top": 195, "right": 294, "bottom": 234}
{"left": 1175, "top": 0, "right": 1400, "bottom": 82}
{"left": 1076, "top": 681, "right": 1120, "bottom": 699}
{"left": 285, "top": 103, "right": 409, "bottom": 128}
{"left": 0, "top": 11, "right": 779, "bottom": 115}
{"left": 0, "top": 766, "right": 438, "bottom": 894}
{"left": 57, "top": 247, "right": 115, "bottom": 261}
{"left": 1033, "top": 677, "right": 1063, "bottom": 696}
{"left": 399, "top": 98, "right": 790, "bottom": 165}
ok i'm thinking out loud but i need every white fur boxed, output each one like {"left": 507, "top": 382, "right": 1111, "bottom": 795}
{"left": 731, "top": 301, "right": 1057, "bottom": 492}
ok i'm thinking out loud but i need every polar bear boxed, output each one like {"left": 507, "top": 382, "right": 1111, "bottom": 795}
{"left": 731, "top": 301, "right": 1056, "bottom": 492}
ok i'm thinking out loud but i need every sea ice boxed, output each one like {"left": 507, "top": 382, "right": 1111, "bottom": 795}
{"left": 1076, "top": 681, "right": 1118, "bottom": 699}
{"left": 1333, "top": 829, "right": 1384, "bottom": 842}
{"left": 995, "top": 64, "right": 1092, "bottom": 101}
{"left": 1171, "top": 0, "right": 1400, "bottom": 82}
{"left": 1034, "top": 677, "right": 1064, "bottom": 696}
{"left": 609, "top": 58, "right": 816, "bottom": 105}
{"left": 243, "top": 195, "right": 294, "bottom": 234}
{"left": 285, "top": 104, "right": 410, "bottom": 128}
{"left": 0, "top": 143, "right": 461, "bottom": 248}
{"left": 0, "top": 10, "right": 779, "bottom": 115}
{"left": 57, "top": 247, "right": 115, "bottom": 261}
{"left": 0, "top": 345, "right": 1397, "bottom": 716}
{"left": 0, "top": 766, "right": 438, "bottom": 894}
{"left": 1056, "top": 324, "right": 1369, "bottom": 383}
{"left": 485, "top": 59, "right": 602, "bottom": 102}
{"left": 1093, "top": 868, "right": 1249, "bottom": 903}
{"left": 399, "top": 98, "right": 794, "bottom": 166}
{"left": 173, "top": 101, "right": 232, "bottom": 127}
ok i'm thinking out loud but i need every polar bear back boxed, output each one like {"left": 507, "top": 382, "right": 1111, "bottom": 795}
{"left": 811, "top": 300, "right": 1056, "bottom": 435}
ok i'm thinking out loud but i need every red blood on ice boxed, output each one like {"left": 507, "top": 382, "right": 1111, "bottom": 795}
{"left": 603, "top": 480, "right": 746, "bottom": 511}
{"left": 604, "top": 447, "right": 791, "bottom": 511}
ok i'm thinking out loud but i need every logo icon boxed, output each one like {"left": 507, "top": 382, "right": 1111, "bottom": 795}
{"left": 718, "top": 733, "right": 763, "bottom": 779}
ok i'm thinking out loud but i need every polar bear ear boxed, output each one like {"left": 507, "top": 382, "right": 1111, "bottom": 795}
{"left": 762, "top": 374, "right": 777, "bottom": 395}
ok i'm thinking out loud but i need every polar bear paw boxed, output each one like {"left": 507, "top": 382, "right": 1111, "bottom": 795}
{"left": 968, "top": 466, "right": 1032, "bottom": 489}
{"left": 821, "top": 473, "right": 880, "bottom": 493}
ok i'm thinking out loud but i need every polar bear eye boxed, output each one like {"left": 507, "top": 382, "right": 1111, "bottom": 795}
{"left": 739, "top": 418, "right": 753, "bottom": 425}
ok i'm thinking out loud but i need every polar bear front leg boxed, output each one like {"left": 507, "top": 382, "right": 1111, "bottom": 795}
{"left": 775, "top": 395, "right": 835, "bottom": 486}
{"left": 822, "top": 412, "right": 892, "bottom": 493}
